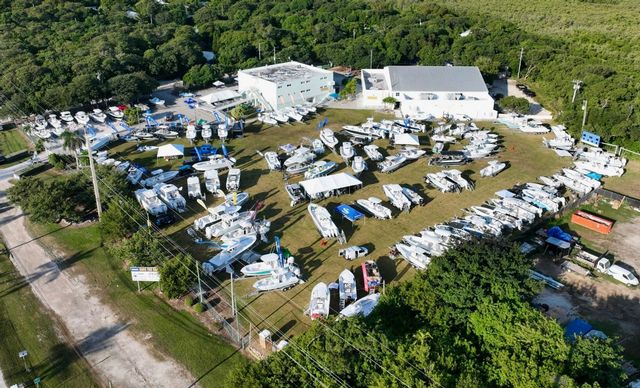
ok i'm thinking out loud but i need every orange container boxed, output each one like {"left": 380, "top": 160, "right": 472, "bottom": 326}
{"left": 571, "top": 210, "right": 614, "bottom": 234}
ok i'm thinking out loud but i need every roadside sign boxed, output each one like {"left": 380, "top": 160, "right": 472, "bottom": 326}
{"left": 580, "top": 131, "right": 601, "bottom": 147}
{"left": 130, "top": 267, "right": 160, "bottom": 282}
{"left": 34, "top": 377, "right": 41, "bottom": 384}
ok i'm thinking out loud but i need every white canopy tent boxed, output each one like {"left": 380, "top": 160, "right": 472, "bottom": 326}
{"left": 199, "top": 89, "right": 241, "bottom": 104}
{"left": 213, "top": 80, "right": 225, "bottom": 88}
{"left": 299, "top": 173, "right": 363, "bottom": 199}
{"left": 157, "top": 144, "right": 184, "bottom": 158}
{"left": 393, "top": 133, "right": 420, "bottom": 146}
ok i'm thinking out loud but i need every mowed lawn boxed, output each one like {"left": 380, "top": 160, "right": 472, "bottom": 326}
{"left": 0, "top": 242, "right": 96, "bottom": 387}
{"left": 603, "top": 158, "right": 640, "bottom": 198}
{"left": 0, "top": 128, "right": 29, "bottom": 154}
{"left": 27, "top": 222, "right": 247, "bottom": 386}
{"left": 105, "top": 108, "right": 570, "bottom": 339}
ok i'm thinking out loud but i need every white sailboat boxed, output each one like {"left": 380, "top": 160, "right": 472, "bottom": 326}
{"left": 308, "top": 204, "right": 340, "bottom": 239}
{"left": 307, "top": 282, "right": 330, "bottom": 320}
{"left": 356, "top": 197, "right": 393, "bottom": 219}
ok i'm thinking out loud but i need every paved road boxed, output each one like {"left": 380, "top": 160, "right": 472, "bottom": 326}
{"left": 0, "top": 177, "right": 194, "bottom": 387}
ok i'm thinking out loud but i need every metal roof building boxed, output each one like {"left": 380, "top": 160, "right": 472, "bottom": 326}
{"left": 361, "top": 65, "right": 497, "bottom": 120}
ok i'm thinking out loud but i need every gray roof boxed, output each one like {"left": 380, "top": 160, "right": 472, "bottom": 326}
{"left": 387, "top": 66, "right": 488, "bottom": 93}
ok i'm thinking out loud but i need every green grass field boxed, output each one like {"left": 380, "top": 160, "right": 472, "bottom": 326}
{"left": 0, "top": 129, "right": 29, "bottom": 155}
{"left": 27, "top": 223, "right": 247, "bottom": 386}
{"left": 0, "top": 242, "right": 96, "bottom": 387}
{"left": 102, "top": 109, "right": 570, "bottom": 339}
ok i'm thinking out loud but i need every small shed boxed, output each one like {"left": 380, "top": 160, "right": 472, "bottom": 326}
{"left": 157, "top": 144, "right": 184, "bottom": 159}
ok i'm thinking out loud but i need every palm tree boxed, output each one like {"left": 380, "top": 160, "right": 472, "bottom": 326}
{"left": 60, "top": 130, "right": 84, "bottom": 170}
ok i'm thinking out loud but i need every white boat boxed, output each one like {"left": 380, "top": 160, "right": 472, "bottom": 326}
{"left": 226, "top": 168, "right": 241, "bottom": 192}
{"left": 194, "top": 203, "right": 240, "bottom": 230}
{"left": 201, "top": 125, "right": 212, "bottom": 140}
{"left": 205, "top": 211, "right": 255, "bottom": 239}
{"left": 74, "top": 111, "right": 90, "bottom": 125}
{"left": 574, "top": 161, "right": 623, "bottom": 177}
{"left": 193, "top": 155, "right": 236, "bottom": 171}
{"left": 217, "top": 124, "right": 228, "bottom": 140}
{"left": 426, "top": 173, "right": 458, "bottom": 193}
{"left": 241, "top": 253, "right": 281, "bottom": 277}
{"left": 576, "top": 147, "right": 626, "bottom": 167}
{"left": 107, "top": 106, "right": 124, "bottom": 120}
{"left": 463, "top": 144, "right": 496, "bottom": 159}
{"left": 253, "top": 265, "right": 301, "bottom": 292}
{"left": 34, "top": 115, "right": 48, "bottom": 130}
{"left": 395, "top": 243, "right": 431, "bottom": 269}
{"left": 311, "top": 139, "right": 325, "bottom": 155}
{"left": 561, "top": 168, "right": 601, "bottom": 189}
{"left": 520, "top": 119, "right": 550, "bottom": 134}
{"left": 225, "top": 191, "right": 249, "bottom": 207}
{"left": 363, "top": 144, "right": 383, "bottom": 161}
{"left": 34, "top": 129, "right": 52, "bottom": 139}
{"left": 339, "top": 141, "right": 355, "bottom": 161}
{"left": 263, "top": 151, "right": 281, "bottom": 171}
{"left": 480, "top": 160, "right": 507, "bottom": 177}
{"left": 351, "top": 156, "right": 366, "bottom": 176}
{"left": 127, "top": 168, "right": 144, "bottom": 185}
{"left": 307, "top": 282, "right": 330, "bottom": 320}
{"left": 304, "top": 160, "right": 337, "bottom": 179}
{"left": 394, "top": 119, "right": 426, "bottom": 132}
{"left": 342, "top": 125, "right": 384, "bottom": 139}
{"left": 141, "top": 170, "right": 179, "bottom": 188}
{"left": 431, "top": 135, "right": 456, "bottom": 143}
{"left": 187, "top": 176, "right": 203, "bottom": 199}
{"left": 441, "top": 169, "right": 474, "bottom": 191}
{"left": 283, "top": 108, "right": 303, "bottom": 122}
{"left": 271, "top": 111, "right": 290, "bottom": 123}
{"left": 401, "top": 186, "right": 424, "bottom": 205}
{"left": 203, "top": 235, "right": 258, "bottom": 275}
{"left": 538, "top": 175, "right": 562, "bottom": 188}
{"left": 377, "top": 154, "right": 407, "bottom": 173}
{"left": 543, "top": 136, "right": 574, "bottom": 151}
{"left": 84, "top": 136, "right": 111, "bottom": 151}
{"left": 283, "top": 147, "right": 315, "bottom": 167}
{"left": 285, "top": 183, "right": 306, "bottom": 207}
{"left": 339, "top": 293, "right": 380, "bottom": 319}
{"left": 356, "top": 197, "right": 392, "bottom": 219}
{"left": 319, "top": 128, "right": 339, "bottom": 149}
{"left": 286, "top": 163, "right": 311, "bottom": 176}
{"left": 134, "top": 188, "right": 167, "bottom": 216}
{"left": 308, "top": 204, "right": 340, "bottom": 239}
{"left": 186, "top": 125, "right": 197, "bottom": 141}
{"left": 149, "top": 96, "right": 165, "bottom": 106}
{"left": 60, "top": 111, "right": 74, "bottom": 123}
{"left": 89, "top": 109, "right": 107, "bottom": 123}
{"left": 203, "top": 169, "right": 221, "bottom": 194}
{"left": 398, "top": 146, "right": 426, "bottom": 160}
{"left": 47, "top": 114, "right": 62, "bottom": 129}
{"left": 295, "top": 105, "right": 310, "bottom": 115}
{"left": 338, "top": 270, "right": 357, "bottom": 308}
{"left": 154, "top": 128, "right": 179, "bottom": 139}
{"left": 553, "top": 174, "right": 592, "bottom": 195}
{"left": 154, "top": 183, "right": 186, "bottom": 212}
{"left": 258, "top": 113, "right": 278, "bottom": 125}
{"left": 383, "top": 184, "right": 412, "bottom": 212}
{"left": 502, "top": 197, "right": 543, "bottom": 217}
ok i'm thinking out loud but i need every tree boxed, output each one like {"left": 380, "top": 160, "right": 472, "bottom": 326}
{"left": 107, "top": 72, "right": 159, "bottom": 103}
{"left": 60, "top": 130, "right": 83, "bottom": 169}
{"left": 565, "top": 337, "right": 625, "bottom": 386}
{"left": 100, "top": 197, "right": 144, "bottom": 242}
{"left": 123, "top": 107, "right": 142, "bottom": 126}
{"left": 159, "top": 254, "right": 197, "bottom": 299}
{"left": 498, "top": 95, "right": 530, "bottom": 115}
{"left": 339, "top": 78, "right": 358, "bottom": 100}
{"left": 182, "top": 64, "right": 220, "bottom": 89}
{"left": 48, "top": 153, "right": 70, "bottom": 170}
{"left": 108, "top": 229, "right": 164, "bottom": 267}
{"left": 229, "top": 103, "right": 253, "bottom": 120}
{"left": 382, "top": 96, "right": 397, "bottom": 110}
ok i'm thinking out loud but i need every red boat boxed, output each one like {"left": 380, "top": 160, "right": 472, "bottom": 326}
{"left": 361, "top": 260, "right": 382, "bottom": 293}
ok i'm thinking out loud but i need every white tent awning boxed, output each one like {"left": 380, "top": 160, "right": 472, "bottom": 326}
{"left": 299, "top": 173, "right": 362, "bottom": 197}
{"left": 199, "top": 89, "right": 240, "bottom": 104}
{"left": 157, "top": 144, "right": 184, "bottom": 158}
{"left": 393, "top": 133, "right": 420, "bottom": 146}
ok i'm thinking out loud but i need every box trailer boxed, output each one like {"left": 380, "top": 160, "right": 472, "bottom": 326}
{"left": 571, "top": 210, "right": 614, "bottom": 234}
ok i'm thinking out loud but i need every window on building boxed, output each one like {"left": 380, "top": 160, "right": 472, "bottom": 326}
{"left": 286, "top": 84, "right": 291, "bottom": 87}
{"left": 395, "top": 92, "right": 400, "bottom": 97}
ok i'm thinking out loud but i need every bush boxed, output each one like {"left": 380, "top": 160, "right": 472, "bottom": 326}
{"left": 48, "top": 153, "right": 69, "bottom": 170}
{"left": 159, "top": 254, "right": 197, "bottom": 299}
{"left": 193, "top": 302, "right": 204, "bottom": 313}
{"left": 184, "top": 295, "right": 194, "bottom": 307}
{"left": 498, "top": 96, "right": 530, "bottom": 114}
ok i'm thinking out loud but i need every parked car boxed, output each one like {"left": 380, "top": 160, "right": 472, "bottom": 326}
{"left": 516, "top": 83, "right": 527, "bottom": 91}
{"left": 154, "top": 213, "right": 176, "bottom": 227}
{"left": 523, "top": 89, "right": 536, "bottom": 97}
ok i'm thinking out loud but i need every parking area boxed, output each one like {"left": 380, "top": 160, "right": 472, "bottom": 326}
{"left": 491, "top": 78, "right": 553, "bottom": 120}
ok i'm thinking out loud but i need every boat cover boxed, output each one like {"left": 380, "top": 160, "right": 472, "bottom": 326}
{"left": 335, "top": 204, "right": 364, "bottom": 222}
{"left": 546, "top": 226, "right": 572, "bottom": 242}
{"left": 157, "top": 144, "right": 184, "bottom": 158}
{"left": 545, "top": 237, "right": 571, "bottom": 250}
{"left": 393, "top": 133, "right": 419, "bottom": 146}
{"left": 299, "top": 173, "right": 362, "bottom": 197}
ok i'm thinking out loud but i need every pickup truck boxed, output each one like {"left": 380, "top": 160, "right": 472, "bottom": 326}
{"left": 573, "top": 250, "right": 638, "bottom": 286}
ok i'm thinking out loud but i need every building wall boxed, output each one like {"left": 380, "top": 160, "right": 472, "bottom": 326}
{"left": 237, "top": 72, "right": 278, "bottom": 111}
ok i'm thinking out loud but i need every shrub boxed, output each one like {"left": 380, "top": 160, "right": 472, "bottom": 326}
{"left": 48, "top": 153, "right": 69, "bottom": 170}
{"left": 498, "top": 96, "right": 530, "bottom": 115}
{"left": 193, "top": 302, "right": 204, "bottom": 313}
{"left": 184, "top": 295, "right": 194, "bottom": 307}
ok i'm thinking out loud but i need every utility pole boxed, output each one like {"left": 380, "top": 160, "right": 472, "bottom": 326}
{"left": 84, "top": 129, "right": 102, "bottom": 220}
{"left": 273, "top": 46, "right": 276, "bottom": 64}
{"left": 196, "top": 260, "right": 203, "bottom": 304}
{"left": 370, "top": 49, "right": 373, "bottom": 69}
{"left": 571, "top": 80, "right": 582, "bottom": 103}
{"left": 230, "top": 271, "right": 235, "bottom": 317}
{"left": 517, "top": 47, "right": 524, "bottom": 78}
{"left": 258, "top": 42, "right": 261, "bottom": 60}
{"left": 581, "top": 100, "right": 588, "bottom": 129}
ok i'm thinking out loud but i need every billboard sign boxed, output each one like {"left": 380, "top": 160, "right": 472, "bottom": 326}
{"left": 130, "top": 267, "right": 160, "bottom": 282}
{"left": 581, "top": 131, "right": 601, "bottom": 147}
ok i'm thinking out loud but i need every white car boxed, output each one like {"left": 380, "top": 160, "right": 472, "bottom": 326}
{"left": 338, "top": 246, "right": 369, "bottom": 260}
{"left": 604, "top": 263, "right": 639, "bottom": 286}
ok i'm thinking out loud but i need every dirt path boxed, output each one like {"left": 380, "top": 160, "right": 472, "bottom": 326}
{"left": 0, "top": 179, "right": 194, "bottom": 387}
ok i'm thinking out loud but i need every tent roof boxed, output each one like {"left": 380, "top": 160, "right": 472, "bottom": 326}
{"left": 299, "top": 173, "right": 362, "bottom": 197}
{"left": 335, "top": 204, "right": 364, "bottom": 222}
{"left": 157, "top": 144, "right": 184, "bottom": 158}
{"left": 393, "top": 133, "right": 420, "bottom": 146}
{"left": 199, "top": 89, "right": 240, "bottom": 104}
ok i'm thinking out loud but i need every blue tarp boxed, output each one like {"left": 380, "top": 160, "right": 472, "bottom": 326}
{"left": 336, "top": 204, "right": 364, "bottom": 222}
{"left": 585, "top": 171, "right": 602, "bottom": 181}
{"left": 565, "top": 319, "right": 593, "bottom": 341}
{"left": 547, "top": 226, "right": 572, "bottom": 242}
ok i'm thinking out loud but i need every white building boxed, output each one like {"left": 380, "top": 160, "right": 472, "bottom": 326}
{"left": 361, "top": 66, "right": 497, "bottom": 119}
{"left": 238, "top": 61, "right": 334, "bottom": 111}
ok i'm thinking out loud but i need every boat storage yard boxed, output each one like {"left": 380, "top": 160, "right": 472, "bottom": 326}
{"left": 28, "top": 63, "right": 637, "bottom": 349}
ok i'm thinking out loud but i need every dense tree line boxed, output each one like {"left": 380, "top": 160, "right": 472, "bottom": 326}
{"left": 226, "top": 240, "right": 625, "bottom": 387}
{"left": 1, "top": 0, "right": 638, "bottom": 148}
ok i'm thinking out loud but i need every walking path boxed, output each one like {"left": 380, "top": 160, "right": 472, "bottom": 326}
{"left": 0, "top": 177, "right": 194, "bottom": 387}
